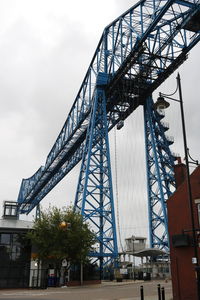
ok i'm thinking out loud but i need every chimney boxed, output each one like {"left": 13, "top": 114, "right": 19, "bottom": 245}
{"left": 174, "top": 157, "right": 187, "bottom": 188}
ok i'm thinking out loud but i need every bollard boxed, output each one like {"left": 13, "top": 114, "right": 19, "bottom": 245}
{"left": 161, "top": 287, "right": 165, "bottom": 300}
{"left": 157, "top": 284, "right": 161, "bottom": 300}
{"left": 140, "top": 285, "right": 144, "bottom": 300}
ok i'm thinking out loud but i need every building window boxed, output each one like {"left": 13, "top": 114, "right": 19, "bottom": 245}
{"left": 3, "top": 201, "right": 18, "bottom": 217}
{"left": 0, "top": 231, "right": 31, "bottom": 288}
{"left": 0, "top": 233, "right": 11, "bottom": 245}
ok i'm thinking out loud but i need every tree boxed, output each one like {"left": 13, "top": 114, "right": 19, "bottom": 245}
{"left": 27, "top": 206, "right": 95, "bottom": 274}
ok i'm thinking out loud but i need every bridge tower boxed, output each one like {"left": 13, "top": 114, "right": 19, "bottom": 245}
{"left": 144, "top": 96, "right": 176, "bottom": 251}
{"left": 16, "top": 0, "right": 200, "bottom": 266}
{"left": 74, "top": 75, "right": 118, "bottom": 269}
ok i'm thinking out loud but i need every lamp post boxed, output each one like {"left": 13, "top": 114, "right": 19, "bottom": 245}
{"left": 155, "top": 73, "right": 200, "bottom": 299}
{"left": 132, "top": 236, "right": 135, "bottom": 280}
{"left": 59, "top": 221, "right": 71, "bottom": 285}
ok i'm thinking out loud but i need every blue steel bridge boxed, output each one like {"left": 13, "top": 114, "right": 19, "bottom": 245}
{"left": 17, "top": 0, "right": 200, "bottom": 269}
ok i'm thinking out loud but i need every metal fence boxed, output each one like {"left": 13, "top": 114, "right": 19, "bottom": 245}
{"left": 0, "top": 265, "right": 100, "bottom": 289}
{"left": 0, "top": 266, "right": 30, "bottom": 289}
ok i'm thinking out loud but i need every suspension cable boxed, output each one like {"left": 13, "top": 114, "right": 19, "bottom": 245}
{"left": 114, "top": 127, "right": 124, "bottom": 252}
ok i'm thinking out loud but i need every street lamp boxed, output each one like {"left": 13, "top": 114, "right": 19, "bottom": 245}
{"left": 59, "top": 221, "right": 71, "bottom": 230}
{"left": 58, "top": 221, "right": 71, "bottom": 285}
{"left": 132, "top": 236, "right": 135, "bottom": 280}
{"left": 154, "top": 72, "right": 200, "bottom": 299}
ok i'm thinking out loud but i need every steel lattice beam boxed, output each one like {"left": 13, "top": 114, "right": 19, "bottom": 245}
{"left": 17, "top": 0, "right": 200, "bottom": 252}
{"left": 74, "top": 80, "right": 118, "bottom": 266}
{"left": 144, "top": 96, "right": 176, "bottom": 251}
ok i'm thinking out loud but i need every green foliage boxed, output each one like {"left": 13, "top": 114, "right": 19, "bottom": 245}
{"left": 27, "top": 206, "right": 95, "bottom": 269}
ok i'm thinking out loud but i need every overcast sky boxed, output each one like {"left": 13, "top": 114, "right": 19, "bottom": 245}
{"left": 0, "top": 0, "right": 199, "bottom": 250}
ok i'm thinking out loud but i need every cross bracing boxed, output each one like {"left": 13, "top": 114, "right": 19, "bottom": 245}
{"left": 144, "top": 97, "right": 176, "bottom": 252}
{"left": 74, "top": 85, "right": 118, "bottom": 269}
{"left": 17, "top": 0, "right": 200, "bottom": 255}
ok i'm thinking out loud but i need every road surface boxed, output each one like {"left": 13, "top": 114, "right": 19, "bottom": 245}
{"left": 0, "top": 280, "right": 173, "bottom": 300}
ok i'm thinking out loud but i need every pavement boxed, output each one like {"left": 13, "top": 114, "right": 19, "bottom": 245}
{"left": 0, "top": 279, "right": 173, "bottom": 300}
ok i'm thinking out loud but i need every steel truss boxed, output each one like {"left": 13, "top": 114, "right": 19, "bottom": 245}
{"left": 17, "top": 0, "right": 200, "bottom": 252}
{"left": 144, "top": 96, "right": 176, "bottom": 252}
{"left": 74, "top": 79, "right": 118, "bottom": 267}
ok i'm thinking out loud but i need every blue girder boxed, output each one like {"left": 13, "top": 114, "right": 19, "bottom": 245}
{"left": 74, "top": 82, "right": 118, "bottom": 266}
{"left": 144, "top": 97, "right": 176, "bottom": 252}
{"left": 18, "top": 0, "right": 200, "bottom": 213}
{"left": 17, "top": 0, "right": 200, "bottom": 251}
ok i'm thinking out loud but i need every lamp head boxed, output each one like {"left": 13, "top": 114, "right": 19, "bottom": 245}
{"left": 59, "top": 221, "right": 71, "bottom": 229}
{"left": 154, "top": 95, "right": 170, "bottom": 110}
{"left": 59, "top": 221, "right": 67, "bottom": 228}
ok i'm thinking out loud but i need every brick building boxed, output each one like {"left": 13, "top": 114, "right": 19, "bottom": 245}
{"left": 167, "top": 162, "right": 200, "bottom": 300}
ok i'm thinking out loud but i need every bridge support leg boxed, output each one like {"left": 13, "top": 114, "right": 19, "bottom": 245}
{"left": 74, "top": 87, "right": 118, "bottom": 273}
{"left": 143, "top": 96, "right": 176, "bottom": 252}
